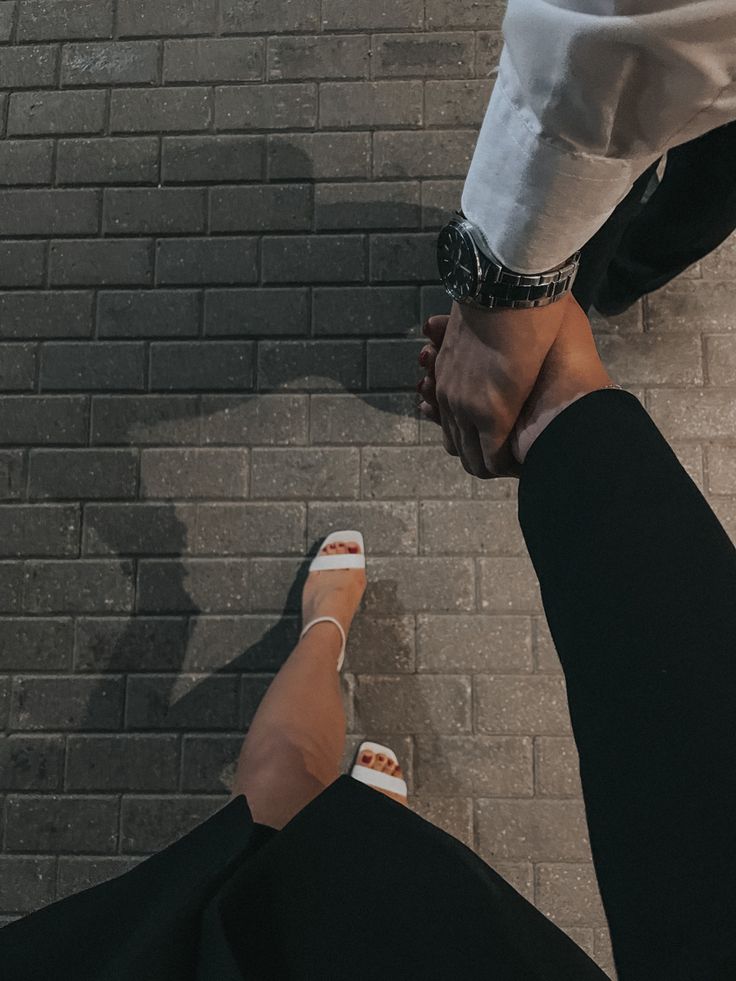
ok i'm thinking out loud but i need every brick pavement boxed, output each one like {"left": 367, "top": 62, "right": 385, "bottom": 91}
{"left": 1, "top": 2, "right": 735, "bottom": 976}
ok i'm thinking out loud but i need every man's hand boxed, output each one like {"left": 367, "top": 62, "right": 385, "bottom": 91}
{"left": 416, "top": 295, "right": 574, "bottom": 479}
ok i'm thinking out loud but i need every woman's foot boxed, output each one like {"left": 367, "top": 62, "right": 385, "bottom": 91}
{"left": 301, "top": 538, "right": 367, "bottom": 660}
{"left": 356, "top": 747, "right": 409, "bottom": 806}
{"left": 510, "top": 296, "right": 619, "bottom": 466}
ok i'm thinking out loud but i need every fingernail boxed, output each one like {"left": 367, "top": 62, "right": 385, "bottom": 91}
{"left": 416, "top": 378, "right": 424, "bottom": 392}
{"left": 422, "top": 318, "right": 431, "bottom": 334}
{"left": 419, "top": 349, "right": 428, "bottom": 367}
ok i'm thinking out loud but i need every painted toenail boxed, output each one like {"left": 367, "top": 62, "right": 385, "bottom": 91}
{"left": 361, "top": 753, "right": 372, "bottom": 764}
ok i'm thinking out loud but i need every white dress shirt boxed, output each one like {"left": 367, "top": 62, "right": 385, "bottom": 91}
{"left": 461, "top": 0, "right": 736, "bottom": 274}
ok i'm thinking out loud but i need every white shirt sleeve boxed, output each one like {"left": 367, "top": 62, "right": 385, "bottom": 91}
{"left": 461, "top": 0, "right": 736, "bottom": 274}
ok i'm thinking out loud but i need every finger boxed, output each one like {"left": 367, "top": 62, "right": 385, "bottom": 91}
{"left": 422, "top": 315, "right": 450, "bottom": 349}
{"left": 477, "top": 429, "right": 522, "bottom": 480}
{"left": 417, "top": 373, "right": 436, "bottom": 404}
{"left": 416, "top": 398, "right": 441, "bottom": 425}
{"left": 456, "top": 422, "right": 493, "bottom": 478}
{"left": 418, "top": 343, "right": 439, "bottom": 375}
{"left": 435, "top": 390, "right": 460, "bottom": 456}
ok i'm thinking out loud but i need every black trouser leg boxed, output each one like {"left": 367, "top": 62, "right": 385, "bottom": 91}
{"left": 517, "top": 389, "right": 736, "bottom": 981}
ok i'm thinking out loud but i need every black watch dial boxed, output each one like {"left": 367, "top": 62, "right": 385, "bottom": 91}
{"left": 437, "top": 221, "right": 481, "bottom": 301}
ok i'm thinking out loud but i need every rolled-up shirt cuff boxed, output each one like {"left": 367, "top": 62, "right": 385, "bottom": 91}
{"left": 460, "top": 68, "right": 662, "bottom": 275}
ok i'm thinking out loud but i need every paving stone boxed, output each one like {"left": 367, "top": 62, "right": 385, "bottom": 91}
{"left": 535, "top": 863, "right": 607, "bottom": 926}
{"left": 416, "top": 614, "right": 532, "bottom": 673}
{"left": 24, "top": 560, "right": 135, "bottom": 614}
{"left": 0, "top": 451, "right": 25, "bottom": 500}
{"left": 251, "top": 447, "right": 360, "bottom": 499}
{"left": 17, "top": 0, "right": 113, "bottom": 40}
{"left": 322, "top": 0, "right": 423, "bottom": 30}
{"left": 185, "top": 615, "right": 298, "bottom": 673}
{"left": 57, "top": 137, "right": 159, "bottom": 184}
{"left": 419, "top": 500, "right": 525, "bottom": 555}
{"left": 162, "top": 135, "right": 264, "bottom": 183}
{"left": 0, "top": 292, "right": 94, "bottom": 338}
{"left": 478, "top": 556, "right": 544, "bottom": 613}
{"left": 66, "top": 735, "right": 179, "bottom": 791}
{"left": 98, "top": 291, "right": 201, "bottom": 339}
{"left": 425, "top": 0, "right": 505, "bottom": 29}
{"left": 194, "top": 502, "right": 305, "bottom": 556}
{"left": 91, "top": 395, "right": 200, "bottom": 445}
{"left": 221, "top": 0, "right": 320, "bottom": 33}
{"left": 75, "top": 617, "right": 188, "bottom": 672}
{"left": 410, "top": 796, "right": 473, "bottom": 848}
{"left": 0, "top": 505, "right": 79, "bottom": 557}
{"left": 267, "top": 132, "right": 370, "bottom": 179}
{"left": 354, "top": 675, "right": 471, "bottom": 733}
{"left": 120, "top": 796, "right": 225, "bottom": 853}
{"left": 342, "top": 614, "right": 415, "bottom": 674}
{"left": 61, "top": 40, "right": 159, "bottom": 85}
{"left": 312, "top": 286, "right": 418, "bottom": 337}
{"left": 307, "top": 500, "right": 417, "bottom": 554}
{"left": 216, "top": 83, "right": 316, "bottom": 130}
{"left": 9, "top": 676, "right": 124, "bottom": 731}
{"left": 474, "top": 675, "right": 573, "bottom": 736}
{"left": 8, "top": 90, "right": 106, "bottom": 135}
{"left": 0, "top": 619, "right": 73, "bottom": 671}
{"left": 0, "top": 735, "right": 63, "bottom": 790}
{"left": 0, "top": 856, "right": 56, "bottom": 911}
{"left": 82, "top": 502, "right": 196, "bottom": 556}
{"left": 136, "top": 559, "right": 249, "bottom": 613}
{"left": 204, "top": 288, "right": 308, "bottom": 337}
{"left": 140, "top": 448, "right": 249, "bottom": 499}
{"left": 475, "top": 798, "right": 591, "bottom": 862}
{"left": 201, "top": 394, "right": 308, "bottom": 446}
{"left": 310, "top": 394, "right": 417, "bottom": 444}
{"left": 125, "top": 673, "right": 240, "bottom": 729}
{"left": 0, "top": 243, "right": 46, "bottom": 288}
{"left": 374, "top": 130, "right": 476, "bottom": 178}
{"left": 362, "top": 445, "right": 473, "bottom": 498}
{"left": 164, "top": 38, "right": 263, "bottom": 83}
{"left": 414, "top": 734, "right": 533, "bottom": 797}
{"left": 0, "top": 140, "right": 54, "bottom": 184}
{"left": 56, "top": 856, "right": 142, "bottom": 901}
{"left": 181, "top": 734, "right": 244, "bottom": 792}
{"left": 118, "top": 0, "right": 217, "bottom": 37}
{"left": 29, "top": 449, "right": 138, "bottom": 499}
{"left": 319, "top": 81, "right": 422, "bottom": 128}
{"left": 534, "top": 737, "right": 584, "bottom": 798}
{"left": 372, "top": 33, "right": 474, "bottom": 78}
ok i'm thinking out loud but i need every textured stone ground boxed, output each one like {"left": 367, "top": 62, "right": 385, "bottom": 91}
{"left": 2, "top": 2, "right": 736, "bottom": 976}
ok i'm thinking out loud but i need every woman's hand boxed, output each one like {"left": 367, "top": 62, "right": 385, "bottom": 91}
{"left": 416, "top": 295, "right": 574, "bottom": 479}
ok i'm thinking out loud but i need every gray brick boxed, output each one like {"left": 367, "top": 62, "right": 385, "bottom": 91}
{"left": 646, "top": 280, "right": 736, "bottom": 332}
{"left": 194, "top": 502, "right": 305, "bottom": 556}
{"left": 269, "top": 35, "right": 368, "bottom": 81}
{"left": 140, "top": 448, "right": 248, "bottom": 499}
{"left": 17, "top": 0, "right": 113, "bottom": 40}
{"left": 420, "top": 501, "right": 524, "bottom": 555}
{"left": 315, "top": 182, "right": 419, "bottom": 230}
{"left": 0, "top": 242, "right": 46, "bottom": 288}
{"left": 164, "top": 38, "right": 263, "bottom": 83}
{"left": 310, "top": 393, "right": 417, "bottom": 444}
{"left": 137, "top": 559, "right": 249, "bottom": 613}
{"left": 61, "top": 40, "right": 159, "bottom": 85}
{"left": 56, "top": 857, "right": 142, "bottom": 900}
{"left": 118, "top": 0, "right": 217, "bottom": 37}
{"left": 150, "top": 341, "right": 254, "bottom": 391}
{"left": 242, "top": 558, "right": 304, "bottom": 611}
{"left": 596, "top": 331, "right": 702, "bottom": 386}
{"left": 57, "top": 137, "right": 159, "bottom": 185}
{"left": 365, "top": 556, "right": 474, "bottom": 612}
{"left": 0, "top": 735, "right": 63, "bottom": 790}
{"left": 362, "top": 445, "right": 473, "bottom": 498}
{"left": 0, "top": 505, "right": 78, "bottom": 557}
{"left": 0, "top": 857, "right": 55, "bottom": 911}
{"left": 426, "top": 0, "right": 505, "bottom": 28}
{"left": 98, "top": 290, "right": 200, "bottom": 338}
{"left": 200, "top": 393, "right": 308, "bottom": 445}
{"left": 319, "top": 80, "right": 422, "bottom": 129}
{"left": 593, "top": 930, "right": 617, "bottom": 977}
{"left": 0, "top": 619, "right": 73, "bottom": 670}
{"left": 0, "top": 562, "right": 24, "bottom": 612}
{"left": 66, "top": 735, "right": 179, "bottom": 791}
{"left": 25, "top": 560, "right": 135, "bottom": 614}
{"left": 91, "top": 395, "right": 199, "bottom": 445}
{"left": 8, "top": 90, "right": 106, "bottom": 135}
{"left": 267, "top": 132, "right": 370, "bottom": 179}
{"left": 125, "top": 674, "right": 240, "bottom": 730}
{"left": 185, "top": 614, "right": 298, "bottom": 673}
{"left": 111, "top": 87, "right": 212, "bottom": 133}
{"left": 216, "top": 83, "right": 316, "bottom": 131}
{"left": 312, "top": 286, "right": 418, "bottom": 337}
{"left": 367, "top": 337, "right": 425, "bottom": 388}
{"left": 648, "top": 388, "right": 736, "bottom": 439}
{"left": 221, "top": 0, "right": 320, "bottom": 33}
{"left": 162, "top": 135, "right": 264, "bottom": 183}
{"left": 425, "top": 79, "right": 494, "bottom": 127}
{"left": 370, "top": 233, "right": 437, "bottom": 282}
{"left": 82, "top": 503, "right": 196, "bottom": 556}
{"left": 245, "top": 674, "right": 289, "bottom": 725}
{"left": 104, "top": 188, "right": 206, "bottom": 234}
{"left": 120, "top": 796, "right": 225, "bottom": 854}
{"left": 373, "top": 33, "right": 474, "bottom": 78}
{"left": 204, "top": 288, "right": 308, "bottom": 337}
{"left": 374, "top": 130, "right": 476, "bottom": 178}
{"left": 0, "top": 396, "right": 87, "bottom": 445}
{"left": 157, "top": 237, "right": 258, "bottom": 286}
{"left": 474, "top": 675, "right": 572, "bottom": 735}
{"left": 707, "top": 444, "right": 736, "bottom": 495}
{"left": 9, "top": 675, "right": 124, "bottom": 730}
{"left": 705, "top": 334, "right": 736, "bottom": 384}
{"left": 75, "top": 617, "right": 188, "bottom": 671}
{"left": 535, "top": 737, "right": 583, "bottom": 798}
{"left": 0, "top": 2, "right": 14, "bottom": 42}
{"left": 343, "top": 613, "right": 415, "bottom": 673}
{"left": 251, "top": 447, "right": 358, "bottom": 499}
{"left": 0, "top": 343, "right": 36, "bottom": 391}
{"left": 210, "top": 184, "right": 312, "bottom": 233}
{"left": 414, "top": 734, "right": 533, "bottom": 796}
{"left": 478, "top": 556, "right": 543, "bottom": 613}
{"left": 0, "top": 140, "right": 54, "bottom": 185}
{"left": 257, "top": 340, "right": 363, "bottom": 391}
{"left": 308, "top": 500, "right": 416, "bottom": 554}
{"left": 322, "top": 0, "right": 423, "bottom": 29}
{"left": 0, "top": 44, "right": 57, "bottom": 87}
{"left": 416, "top": 614, "right": 533, "bottom": 673}
{"left": 262, "top": 235, "right": 365, "bottom": 285}
{"left": 0, "top": 675, "right": 8, "bottom": 725}
{"left": 476, "top": 798, "right": 590, "bottom": 862}
{"left": 421, "top": 180, "right": 463, "bottom": 229}
{"left": 41, "top": 342, "right": 145, "bottom": 392}
{"left": 0, "top": 292, "right": 92, "bottom": 340}
{"left": 50, "top": 239, "right": 154, "bottom": 287}
{"left": 5, "top": 795, "right": 118, "bottom": 853}
{"left": 181, "top": 734, "right": 243, "bottom": 792}
{"left": 0, "top": 450, "right": 25, "bottom": 501}
{"left": 354, "top": 675, "right": 471, "bottom": 733}
{"left": 476, "top": 31, "right": 504, "bottom": 77}
{"left": 536, "top": 864, "right": 607, "bottom": 926}
{"left": 0, "top": 189, "right": 99, "bottom": 236}
{"left": 701, "top": 233, "right": 736, "bottom": 280}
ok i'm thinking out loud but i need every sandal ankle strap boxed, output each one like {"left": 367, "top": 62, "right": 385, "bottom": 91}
{"left": 299, "top": 616, "right": 346, "bottom": 671}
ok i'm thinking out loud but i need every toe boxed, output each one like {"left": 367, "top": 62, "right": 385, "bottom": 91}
{"left": 359, "top": 749, "right": 374, "bottom": 767}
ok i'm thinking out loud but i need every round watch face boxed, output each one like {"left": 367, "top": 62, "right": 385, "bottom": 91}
{"left": 437, "top": 222, "right": 481, "bottom": 301}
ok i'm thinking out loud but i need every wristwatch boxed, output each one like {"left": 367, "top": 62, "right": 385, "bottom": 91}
{"left": 437, "top": 210, "right": 581, "bottom": 310}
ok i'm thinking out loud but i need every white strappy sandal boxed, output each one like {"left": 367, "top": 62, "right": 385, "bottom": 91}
{"left": 351, "top": 741, "right": 408, "bottom": 799}
{"left": 298, "top": 529, "right": 365, "bottom": 672}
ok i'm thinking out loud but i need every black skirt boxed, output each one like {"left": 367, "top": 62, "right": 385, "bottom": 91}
{"left": 0, "top": 774, "right": 608, "bottom": 980}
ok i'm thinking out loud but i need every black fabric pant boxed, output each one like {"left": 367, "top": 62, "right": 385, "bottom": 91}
{"left": 518, "top": 388, "right": 736, "bottom": 980}
{"left": 572, "top": 119, "right": 736, "bottom": 315}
